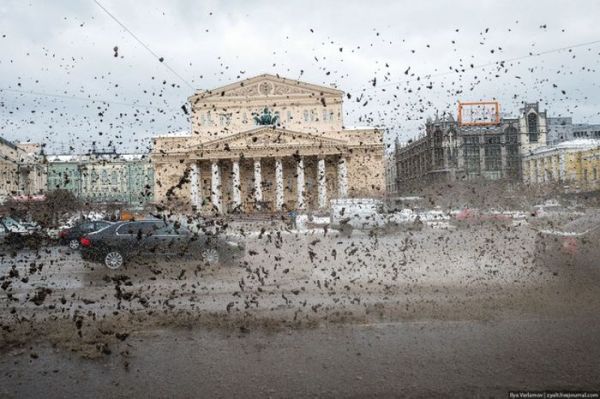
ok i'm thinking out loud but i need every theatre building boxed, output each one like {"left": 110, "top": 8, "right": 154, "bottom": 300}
{"left": 151, "top": 74, "right": 384, "bottom": 214}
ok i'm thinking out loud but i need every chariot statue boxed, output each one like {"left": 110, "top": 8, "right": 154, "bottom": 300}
{"left": 253, "top": 108, "right": 279, "bottom": 125}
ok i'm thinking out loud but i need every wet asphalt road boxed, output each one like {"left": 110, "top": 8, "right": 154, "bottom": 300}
{"left": 1, "top": 226, "right": 599, "bottom": 397}
{"left": 2, "top": 315, "right": 599, "bottom": 398}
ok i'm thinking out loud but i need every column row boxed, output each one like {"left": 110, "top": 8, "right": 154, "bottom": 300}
{"left": 189, "top": 156, "right": 349, "bottom": 213}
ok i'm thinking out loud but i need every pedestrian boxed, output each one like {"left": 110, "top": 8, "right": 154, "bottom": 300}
{"left": 288, "top": 208, "right": 297, "bottom": 229}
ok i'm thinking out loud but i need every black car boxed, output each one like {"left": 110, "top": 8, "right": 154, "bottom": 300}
{"left": 79, "top": 219, "right": 245, "bottom": 269}
{"left": 59, "top": 220, "right": 114, "bottom": 249}
{"left": 534, "top": 213, "right": 600, "bottom": 276}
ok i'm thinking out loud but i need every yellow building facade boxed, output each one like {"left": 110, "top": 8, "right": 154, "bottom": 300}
{"left": 151, "top": 74, "right": 385, "bottom": 213}
{"left": 522, "top": 139, "right": 600, "bottom": 191}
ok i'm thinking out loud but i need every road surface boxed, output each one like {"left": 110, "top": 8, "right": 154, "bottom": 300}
{"left": 1, "top": 225, "right": 599, "bottom": 397}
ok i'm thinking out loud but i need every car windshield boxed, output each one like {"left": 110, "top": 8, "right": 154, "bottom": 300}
{"left": 2, "top": 2, "right": 600, "bottom": 397}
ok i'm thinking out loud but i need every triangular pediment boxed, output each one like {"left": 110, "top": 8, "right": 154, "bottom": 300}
{"left": 189, "top": 74, "right": 344, "bottom": 101}
{"left": 194, "top": 127, "right": 347, "bottom": 151}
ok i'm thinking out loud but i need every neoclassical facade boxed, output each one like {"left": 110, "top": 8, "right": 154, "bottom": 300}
{"left": 151, "top": 74, "right": 384, "bottom": 213}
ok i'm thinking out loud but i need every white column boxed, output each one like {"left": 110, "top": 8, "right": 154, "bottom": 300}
{"left": 296, "top": 157, "right": 305, "bottom": 209}
{"left": 275, "top": 158, "right": 284, "bottom": 211}
{"left": 317, "top": 158, "right": 327, "bottom": 208}
{"left": 338, "top": 156, "right": 348, "bottom": 198}
{"left": 253, "top": 159, "right": 262, "bottom": 208}
{"left": 190, "top": 162, "right": 200, "bottom": 208}
{"left": 232, "top": 159, "right": 241, "bottom": 209}
{"left": 211, "top": 160, "right": 222, "bottom": 213}
{"left": 559, "top": 152, "right": 566, "bottom": 181}
{"left": 541, "top": 158, "right": 546, "bottom": 182}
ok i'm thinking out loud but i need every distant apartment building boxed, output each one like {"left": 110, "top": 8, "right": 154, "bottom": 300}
{"left": 546, "top": 116, "right": 600, "bottom": 145}
{"left": 522, "top": 139, "right": 600, "bottom": 191}
{"left": 0, "top": 137, "right": 21, "bottom": 201}
{"left": 0, "top": 137, "right": 46, "bottom": 202}
{"left": 46, "top": 150, "right": 154, "bottom": 207}
{"left": 395, "top": 102, "right": 547, "bottom": 192}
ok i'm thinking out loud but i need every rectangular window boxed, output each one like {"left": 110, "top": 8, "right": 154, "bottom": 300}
{"left": 465, "top": 145, "right": 480, "bottom": 172}
{"left": 464, "top": 136, "right": 479, "bottom": 145}
{"left": 304, "top": 110, "right": 309, "bottom": 122}
{"left": 486, "top": 136, "right": 502, "bottom": 144}
{"left": 485, "top": 146, "right": 502, "bottom": 171}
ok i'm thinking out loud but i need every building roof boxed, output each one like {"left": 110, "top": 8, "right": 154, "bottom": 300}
{"left": 527, "top": 139, "right": 600, "bottom": 157}
{"left": 0, "top": 136, "right": 18, "bottom": 150}
{"left": 153, "top": 130, "right": 192, "bottom": 139}
{"left": 188, "top": 73, "right": 344, "bottom": 101}
{"left": 46, "top": 153, "right": 150, "bottom": 163}
{"left": 343, "top": 126, "right": 377, "bottom": 131}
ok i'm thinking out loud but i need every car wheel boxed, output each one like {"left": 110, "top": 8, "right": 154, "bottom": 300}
{"left": 104, "top": 251, "right": 124, "bottom": 270}
{"left": 202, "top": 248, "right": 220, "bottom": 265}
{"left": 68, "top": 239, "right": 80, "bottom": 250}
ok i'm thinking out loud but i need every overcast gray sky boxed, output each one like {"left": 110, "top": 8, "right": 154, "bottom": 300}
{"left": 1, "top": 0, "right": 599, "bottom": 153}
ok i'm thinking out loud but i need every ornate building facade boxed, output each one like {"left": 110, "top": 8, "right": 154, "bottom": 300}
{"left": 151, "top": 74, "right": 385, "bottom": 214}
{"left": 0, "top": 137, "right": 46, "bottom": 202}
{"left": 395, "top": 103, "right": 548, "bottom": 192}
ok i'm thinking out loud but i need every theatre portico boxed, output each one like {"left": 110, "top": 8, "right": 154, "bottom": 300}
{"left": 151, "top": 74, "right": 384, "bottom": 214}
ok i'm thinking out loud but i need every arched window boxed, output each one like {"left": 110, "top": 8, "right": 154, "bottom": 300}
{"left": 528, "top": 113, "right": 538, "bottom": 143}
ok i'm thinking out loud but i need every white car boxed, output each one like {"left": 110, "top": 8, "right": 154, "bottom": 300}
{"left": 330, "top": 198, "right": 387, "bottom": 231}
{"left": 0, "top": 216, "right": 34, "bottom": 235}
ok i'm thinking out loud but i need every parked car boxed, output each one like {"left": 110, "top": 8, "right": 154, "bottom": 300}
{"left": 79, "top": 219, "right": 245, "bottom": 270}
{"left": 59, "top": 220, "right": 113, "bottom": 249}
{"left": 46, "top": 212, "right": 105, "bottom": 239}
{"left": 330, "top": 198, "right": 396, "bottom": 235}
{"left": 0, "top": 216, "right": 43, "bottom": 249}
{"left": 1, "top": 216, "right": 31, "bottom": 234}
{"left": 534, "top": 213, "right": 600, "bottom": 276}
